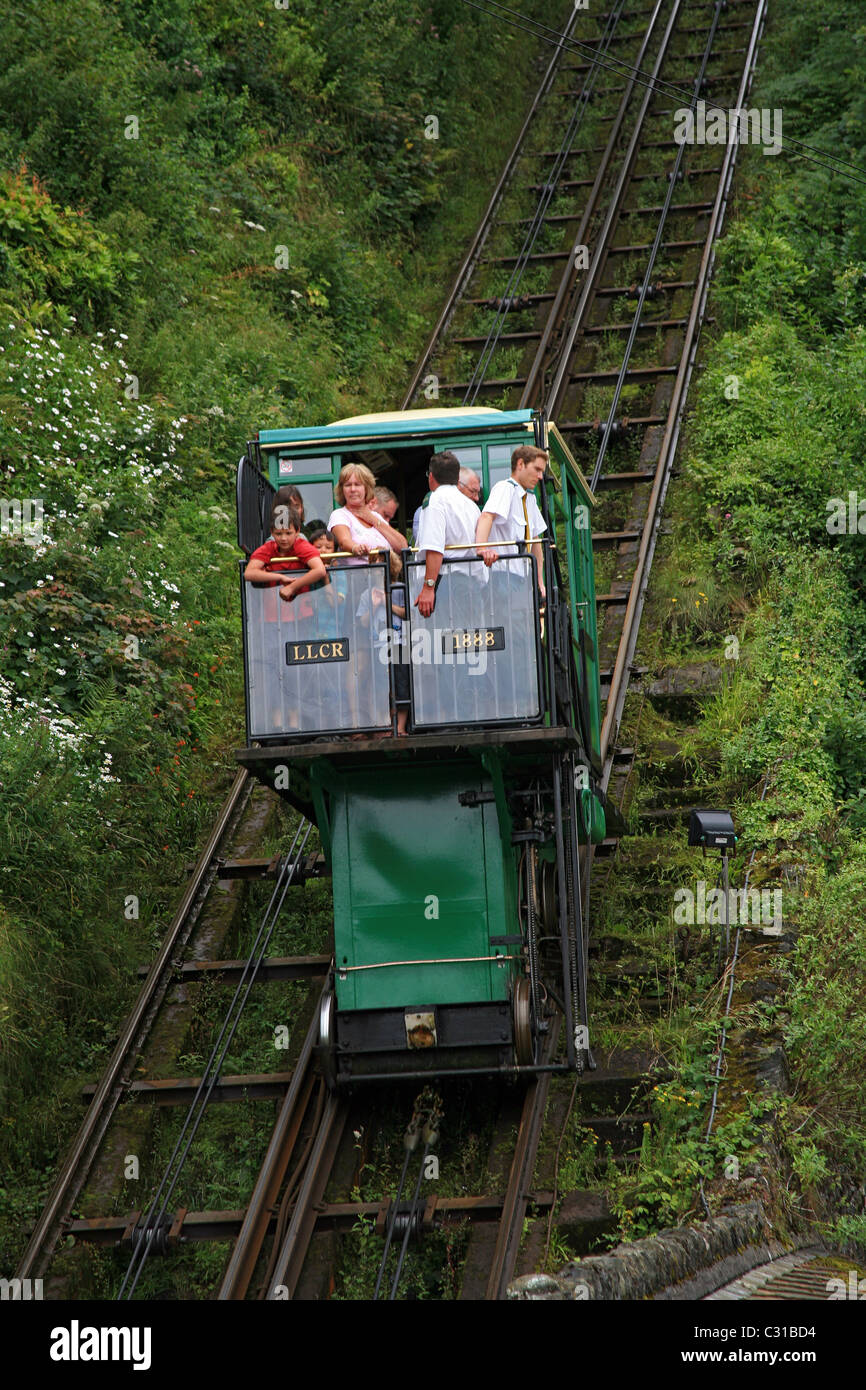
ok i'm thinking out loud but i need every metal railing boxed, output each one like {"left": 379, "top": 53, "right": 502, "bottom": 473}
{"left": 236, "top": 452, "right": 276, "bottom": 556}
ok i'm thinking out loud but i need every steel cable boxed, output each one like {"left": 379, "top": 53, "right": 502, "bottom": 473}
{"left": 460, "top": 0, "right": 866, "bottom": 189}
{"left": 590, "top": 1, "right": 723, "bottom": 490}
{"left": 118, "top": 817, "right": 314, "bottom": 1299}
{"left": 462, "top": 0, "right": 627, "bottom": 403}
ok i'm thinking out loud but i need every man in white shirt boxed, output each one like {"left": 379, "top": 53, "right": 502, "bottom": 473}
{"left": 475, "top": 446, "right": 548, "bottom": 598}
{"left": 457, "top": 466, "right": 482, "bottom": 505}
{"left": 415, "top": 452, "right": 483, "bottom": 618}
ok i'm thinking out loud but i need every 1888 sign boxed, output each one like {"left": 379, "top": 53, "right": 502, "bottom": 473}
{"left": 441, "top": 627, "right": 505, "bottom": 655}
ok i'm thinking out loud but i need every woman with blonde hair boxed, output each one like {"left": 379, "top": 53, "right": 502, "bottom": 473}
{"left": 328, "top": 462, "right": 405, "bottom": 561}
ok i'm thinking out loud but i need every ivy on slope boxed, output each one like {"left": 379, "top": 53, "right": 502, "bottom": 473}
{"left": 663, "top": 0, "right": 866, "bottom": 1250}
{"left": 0, "top": 0, "right": 571, "bottom": 1265}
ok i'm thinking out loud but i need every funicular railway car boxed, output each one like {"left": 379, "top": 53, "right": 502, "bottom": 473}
{"left": 235, "top": 408, "right": 607, "bottom": 1085}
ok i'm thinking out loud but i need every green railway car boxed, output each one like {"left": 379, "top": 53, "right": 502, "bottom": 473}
{"left": 235, "top": 407, "right": 606, "bottom": 1083}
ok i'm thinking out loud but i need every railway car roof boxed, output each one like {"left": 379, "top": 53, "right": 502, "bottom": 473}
{"left": 257, "top": 407, "right": 535, "bottom": 449}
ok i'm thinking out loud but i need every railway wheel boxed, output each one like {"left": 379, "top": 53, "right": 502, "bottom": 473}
{"left": 513, "top": 977, "right": 538, "bottom": 1066}
{"left": 317, "top": 990, "right": 338, "bottom": 1092}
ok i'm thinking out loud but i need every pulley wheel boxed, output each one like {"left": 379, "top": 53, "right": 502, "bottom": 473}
{"left": 513, "top": 977, "right": 536, "bottom": 1066}
{"left": 540, "top": 857, "right": 558, "bottom": 935}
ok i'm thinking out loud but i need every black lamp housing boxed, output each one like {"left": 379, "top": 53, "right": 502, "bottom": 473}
{"left": 688, "top": 809, "right": 737, "bottom": 850}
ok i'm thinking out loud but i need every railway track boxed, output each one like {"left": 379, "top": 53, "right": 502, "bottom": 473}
{"left": 21, "top": 0, "right": 776, "bottom": 1301}
{"left": 15, "top": 769, "right": 256, "bottom": 1284}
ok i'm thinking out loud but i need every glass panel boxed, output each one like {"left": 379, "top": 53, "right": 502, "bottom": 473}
{"left": 276, "top": 453, "right": 333, "bottom": 478}
{"left": 243, "top": 562, "right": 391, "bottom": 739}
{"left": 450, "top": 446, "right": 483, "bottom": 467}
{"left": 405, "top": 555, "right": 541, "bottom": 727}
{"left": 294, "top": 481, "right": 335, "bottom": 528}
{"left": 487, "top": 443, "right": 513, "bottom": 492}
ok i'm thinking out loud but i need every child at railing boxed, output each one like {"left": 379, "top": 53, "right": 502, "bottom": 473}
{"left": 304, "top": 521, "right": 349, "bottom": 641}
{"left": 356, "top": 550, "right": 409, "bottom": 736}
{"left": 244, "top": 502, "right": 325, "bottom": 602}
{"left": 243, "top": 503, "right": 326, "bottom": 731}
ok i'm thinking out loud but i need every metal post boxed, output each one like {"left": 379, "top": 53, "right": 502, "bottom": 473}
{"left": 722, "top": 850, "right": 730, "bottom": 961}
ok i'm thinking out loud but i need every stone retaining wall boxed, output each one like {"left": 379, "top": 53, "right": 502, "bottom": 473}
{"left": 507, "top": 1202, "right": 807, "bottom": 1300}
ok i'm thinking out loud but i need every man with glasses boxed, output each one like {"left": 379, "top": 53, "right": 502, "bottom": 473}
{"left": 457, "top": 467, "right": 482, "bottom": 505}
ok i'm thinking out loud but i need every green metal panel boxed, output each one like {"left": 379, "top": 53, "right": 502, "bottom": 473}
{"left": 259, "top": 412, "right": 537, "bottom": 499}
{"left": 548, "top": 429, "right": 602, "bottom": 766}
{"left": 329, "top": 763, "right": 515, "bottom": 1012}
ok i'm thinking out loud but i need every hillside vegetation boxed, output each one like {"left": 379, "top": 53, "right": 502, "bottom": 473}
{"left": 0, "top": 0, "right": 560, "bottom": 1262}
{"left": 604, "top": 0, "right": 866, "bottom": 1251}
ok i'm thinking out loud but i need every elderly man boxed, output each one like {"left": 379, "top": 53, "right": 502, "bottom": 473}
{"left": 371, "top": 484, "right": 405, "bottom": 544}
{"left": 372, "top": 485, "right": 399, "bottom": 523}
{"left": 457, "top": 467, "right": 482, "bottom": 505}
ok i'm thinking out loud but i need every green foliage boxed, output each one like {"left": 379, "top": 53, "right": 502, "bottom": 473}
{"left": 599, "top": 0, "right": 866, "bottom": 1249}
{"left": 0, "top": 0, "right": 571, "bottom": 1270}
{"left": 686, "top": 320, "right": 866, "bottom": 557}
{"left": 785, "top": 843, "right": 866, "bottom": 1177}
{"left": 0, "top": 169, "right": 136, "bottom": 330}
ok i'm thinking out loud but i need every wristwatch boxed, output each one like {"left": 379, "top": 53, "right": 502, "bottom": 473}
{"left": 424, "top": 578, "right": 436, "bottom": 588}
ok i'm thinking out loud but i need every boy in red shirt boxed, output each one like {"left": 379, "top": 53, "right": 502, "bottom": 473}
{"left": 244, "top": 503, "right": 327, "bottom": 734}
{"left": 244, "top": 502, "right": 326, "bottom": 603}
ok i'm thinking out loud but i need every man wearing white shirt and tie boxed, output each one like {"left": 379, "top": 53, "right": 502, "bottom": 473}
{"left": 475, "top": 445, "right": 548, "bottom": 599}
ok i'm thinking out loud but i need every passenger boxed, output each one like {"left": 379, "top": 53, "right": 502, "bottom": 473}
{"left": 273, "top": 484, "right": 305, "bottom": 526}
{"left": 414, "top": 451, "right": 483, "bottom": 619}
{"left": 372, "top": 485, "right": 407, "bottom": 546}
{"left": 304, "top": 522, "right": 346, "bottom": 638}
{"left": 305, "top": 520, "right": 336, "bottom": 555}
{"left": 412, "top": 485, "right": 431, "bottom": 544}
{"left": 457, "top": 467, "right": 482, "bottom": 505}
{"left": 475, "top": 445, "right": 548, "bottom": 599}
{"left": 328, "top": 463, "right": 404, "bottom": 560}
{"left": 356, "top": 550, "right": 409, "bottom": 736}
{"left": 244, "top": 502, "right": 326, "bottom": 731}
{"left": 372, "top": 486, "right": 399, "bottom": 524}
{"left": 244, "top": 502, "right": 326, "bottom": 606}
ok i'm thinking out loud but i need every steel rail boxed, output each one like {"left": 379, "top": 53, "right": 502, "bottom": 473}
{"left": 483, "top": 0, "right": 769, "bottom": 1298}
{"left": 15, "top": 767, "right": 254, "bottom": 1281}
{"left": 597, "top": 0, "right": 769, "bottom": 779}
{"left": 590, "top": 0, "right": 724, "bottom": 490}
{"left": 544, "top": 0, "right": 687, "bottom": 413}
{"left": 217, "top": 990, "right": 326, "bottom": 1299}
{"left": 461, "top": 0, "right": 628, "bottom": 405}
{"left": 400, "top": 4, "right": 582, "bottom": 408}
{"left": 484, "top": 1015, "right": 561, "bottom": 1300}
{"left": 520, "top": 0, "right": 670, "bottom": 406}
{"left": 119, "top": 816, "right": 314, "bottom": 1298}
{"left": 265, "top": 1091, "right": 349, "bottom": 1299}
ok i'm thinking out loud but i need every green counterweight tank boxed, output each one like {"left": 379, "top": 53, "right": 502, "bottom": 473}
{"left": 326, "top": 762, "right": 517, "bottom": 1014}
